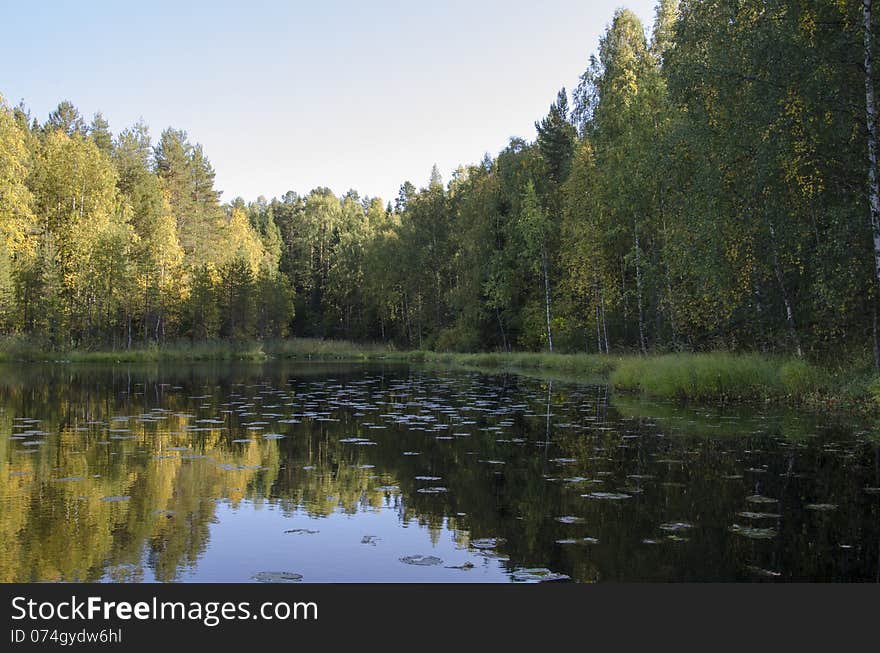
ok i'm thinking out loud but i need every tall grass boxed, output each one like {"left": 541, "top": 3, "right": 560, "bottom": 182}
{"left": 264, "top": 337, "right": 396, "bottom": 360}
{"left": 417, "top": 351, "right": 617, "bottom": 378}
{"left": 0, "top": 338, "right": 269, "bottom": 363}
{"left": 609, "top": 352, "right": 827, "bottom": 402}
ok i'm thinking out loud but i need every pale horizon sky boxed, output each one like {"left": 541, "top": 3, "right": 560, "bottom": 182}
{"left": 2, "top": 0, "right": 658, "bottom": 204}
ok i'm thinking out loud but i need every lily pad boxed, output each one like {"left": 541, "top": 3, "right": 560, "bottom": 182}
{"left": 659, "top": 522, "right": 694, "bottom": 532}
{"left": 582, "top": 492, "right": 632, "bottom": 500}
{"left": 400, "top": 555, "right": 443, "bottom": 566}
{"left": 804, "top": 503, "right": 837, "bottom": 512}
{"left": 511, "top": 567, "right": 571, "bottom": 583}
{"left": 470, "top": 538, "right": 504, "bottom": 550}
{"left": 729, "top": 524, "right": 777, "bottom": 539}
{"left": 252, "top": 571, "right": 303, "bottom": 583}
{"left": 737, "top": 511, "right": 780, "bottom": 519}
{"left": 746, "top": 495, "right": 778, "bottom": 505}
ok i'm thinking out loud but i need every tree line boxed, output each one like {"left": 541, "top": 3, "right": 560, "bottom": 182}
{"left": 1, "top": 0, "right": 879, "bottom": 365}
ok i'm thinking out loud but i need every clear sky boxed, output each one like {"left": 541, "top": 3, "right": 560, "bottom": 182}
{"left": 2, "top": 0, "right": 658, "bottom": 204}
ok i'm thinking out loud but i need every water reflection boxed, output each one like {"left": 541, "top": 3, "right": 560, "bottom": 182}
{"left": 0, "top": 361, "right": 878, "bottom": 582}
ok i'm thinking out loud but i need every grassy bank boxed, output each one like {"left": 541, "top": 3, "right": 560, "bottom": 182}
{"left": 0, "top": 339, "right": 271, "bottom": 363}
{"left": 1, "top": 337, "right": 876, "bottom": 409}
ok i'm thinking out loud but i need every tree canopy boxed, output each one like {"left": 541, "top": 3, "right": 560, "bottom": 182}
{"left": 1, "top": 0, "right": 878, "bottom": 366}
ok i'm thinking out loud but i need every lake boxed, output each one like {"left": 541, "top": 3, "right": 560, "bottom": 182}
{"left": 0, "top": 361, "right": 878, "bottom": 582}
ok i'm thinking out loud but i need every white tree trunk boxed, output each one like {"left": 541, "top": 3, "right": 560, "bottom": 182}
{"left": 542, "top": 248, "right": 553, "bottom": 353}
{"left": 866, "top": 0, "right": 880, "bottom": 285}
{"left": 767, "top": 218, "right": 803, "bottom": 358}
{"left": 865, "top": 0, "right": 880, "bottom": 370}
{"left": 634, "top": 221, "right": 647, "bottom": 355}
{"left": 601, "top": 293, "right": 610, "bottom": 353}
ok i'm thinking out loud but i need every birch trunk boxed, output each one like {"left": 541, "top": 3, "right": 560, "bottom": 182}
{"left": 542, "top": 247, "right": 553, "bottom": 353}
{"left": 601, "top": 290, "right": 610, "bottom": 354}
{"left": 634, "top": 221, "right": 647, "bottom": 355}
{"left": 496, "top": 307, "right": 508, "bottom": 352}
{"left": 767, "top": 218, "right": 803, "bottom": 358}
{"left": 865, "top": 0, "right": 880, "bottom": 370}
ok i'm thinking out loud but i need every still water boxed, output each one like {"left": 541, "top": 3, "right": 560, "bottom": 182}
{"left": 1, "top": 362, "right": 878, "bottom": 583}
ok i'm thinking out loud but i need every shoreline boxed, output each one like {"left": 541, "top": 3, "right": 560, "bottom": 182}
{"left": 2, "top": 338, "right": 877, "bottom": 413}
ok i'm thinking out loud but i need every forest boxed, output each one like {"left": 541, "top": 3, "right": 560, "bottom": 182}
{"left": 1, "top": 0, "right": 879, "bottom": 370}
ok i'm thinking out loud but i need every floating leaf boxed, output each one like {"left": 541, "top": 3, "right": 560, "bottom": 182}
{"left": 659, "top": 522, "right": 693, "bottom": 532}
{"left": 582, "top": 492, "right": 631, "bottom": 500}
{"left": 730, "top": 524, "right": 777, "bottom": 539}
{"left": 737, "top": 511, "right": 780, "bottom": 519}
{"left": 746, "top": 495, "right": 778, "bottom": 504}
{"left": 252, "top": 571, "right": 303, "bottom": 583}
{"left": 511, "top": 568, "right": 571, "bottom": 583}
{"left": 470, "top": 538, "right": 504, "bottom": 550}
{"left": 400, "top": 555, "right": 443, "bottom": 566}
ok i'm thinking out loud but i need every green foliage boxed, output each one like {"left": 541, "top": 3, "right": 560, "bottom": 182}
{"left": 1, "top": 0, "right": 879, "bottom": 381}
{"left": 867, "top": 377, "right": 880, "bottom": 406}
{"left": 219, "top": 256, "right": 255, "bottom": 340}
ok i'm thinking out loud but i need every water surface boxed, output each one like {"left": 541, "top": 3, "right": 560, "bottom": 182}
{"left": 1, "top": 361, "right": 878, "bottom": 582}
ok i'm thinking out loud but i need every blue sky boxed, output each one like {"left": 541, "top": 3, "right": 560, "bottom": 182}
{"left": 2, "top": 0, "right": 657, "bottom": 204}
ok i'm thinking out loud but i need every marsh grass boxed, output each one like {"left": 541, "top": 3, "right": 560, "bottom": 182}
{"left": 0, "top": 338, "right": 269, "bottom": 363}
{"left": 609, "top": 352, "right": 839, "bottom": 402}
{"left": 609, "top": 352, "right": 860, "bottom": 405}
{"left": 610, "top": 353, "right": 781, "bottom": 401}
